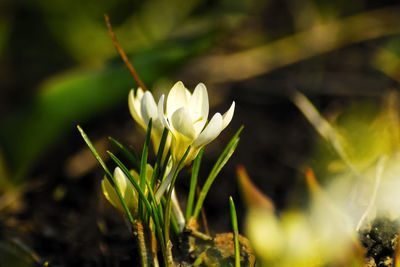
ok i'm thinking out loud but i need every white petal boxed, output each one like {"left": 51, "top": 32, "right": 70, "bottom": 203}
{"left": 193, "top": 113, "right": 223, "bottom": 147}
{"left": 222, "top": 101, "right": 235, "bottom": 130}
{"left": 166, "top": 81, "right": 190, "bottom": 119}
{"left": 128, "top": 88, "right": 145, "bottom": 129}
{"left": 158, "top": 94, "right": 171, "bottom": 131}
{"left": 115, "top": 167, "right": 137, "bottom": 213}
{"left": 170, "top": 107, "right": 196, "bottom": 139}
{"left": 140, "top": 91, "right": 158, "bottom": 126}
{"left": 114, "top": 167, "right": 129, "bottom": 194}
{"left": 189, "top": 83, "right": 209, "bottom": 134}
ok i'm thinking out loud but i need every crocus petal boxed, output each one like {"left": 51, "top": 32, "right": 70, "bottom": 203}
{"left": 193, "top": 113, "right": 223, "bottom": 147}
{"left": 189, "top": 83, "right": 209, "bottom": 135}
{"left": 166, "top": 81, "right": 190, "bottom": 119}
{"left": 101, "top": 167, "right": 137, "bottom": 215}
{"left": 140, "top": 91, "right": 158, "bottom": 126}
{"left": 158, "top": 94, "right": 171, "bottom": 131}
{"left": 114, "top": 167, "right": 131, "bottom": 198}
{"left": 170, "top": 107, "right": 196, "bottom": 139}
{"left": 115, "top": 167, "right": 138, "bottom": 215}
{"left": 128, "top": 88, "right": 146, "bottom": 129}
{"left": 102, "top": 177, "right": 123, "bottom": 212}
{"left": 222, "top": 101, "right": 235, "bottom": 130}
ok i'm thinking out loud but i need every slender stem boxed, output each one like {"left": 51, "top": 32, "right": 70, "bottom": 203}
{"left": 149, "top": 225, "right": 160, "bottom": 267}
{"left": 186, "top": 148, "right": 204, "bottom": 220}
{"left": 134, "top": 221, "right": 149, "bottom": 267}
{"left": 151, "top": 128, "right": 169, "bottom": 189}
{"left": 104, "top": 14, "right": 148, "bottom": 91}
{"left": 164, "top": 147, "right": 191, "bottom": 266}
{"left": 139, "top": 120, "right": 152, "bottom": 220}
{"left": 161, "top": 197, "right": 180, "bottom": 235}
{"left": 193, "top": 137, "right": 240, "bottom": 219}
{"left": 229, "top": 196, "right": 240, "bottom": 267}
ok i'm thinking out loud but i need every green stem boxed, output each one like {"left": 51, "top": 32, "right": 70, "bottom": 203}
{"left": 164, "top": 147, "right": 191, "bottom": 266}
{"left": 193, "top": 134, "right": 241, "bottom": 219}
{"left": 229, "top": 196, "right": 240, "bottom": 267}
{"left": 186, "top": 148, "right": 204, "bottom": 221}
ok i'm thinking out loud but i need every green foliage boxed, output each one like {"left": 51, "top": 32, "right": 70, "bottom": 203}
{"left": 79, "top": 118, "right": 242, "bottom": 266}
{"left": 229, "top": 196, "right": 240, "bottom": 267}
{"left": 185, "top": 148, "right": 204, "bottom": 221}
{"left": 77, "top": 125, "right": 135, "bottom": 224}
{"left": 193, "top": 126, "right": 243, "bottom": 219}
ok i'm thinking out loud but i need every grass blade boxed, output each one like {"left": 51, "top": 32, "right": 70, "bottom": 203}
{"left": 77, "top": 126, "right": 134, "bottom": 224}
{"left": 160, "top": 149, "right": 171, "bottom": 182}
{"left": 229, "top": 196, "right": 240, "bottom": 267}
{"left": 193, "top": 126, "right": 243, "bottom": 219}
{"left": 107, "top": 151, "right": 153, "bottom": 219}
{"left": 164, "top": 146, "right": 191, "bottom": 247}
{"left": 107, "top": 150, "right": 166, "bottom": 244}
{"left": 108, "top": 137, "right": 141, "bottom": 170}
{"left": 151, "top": 128, "right": 169, "bottom": 188}
{"left": 185, "top": 148, "right": 204, "bottom": 221}
{"left": 139, "top": 120, "right": 152, "bottom": 220}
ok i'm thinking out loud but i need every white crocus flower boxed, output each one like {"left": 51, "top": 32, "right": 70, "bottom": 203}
{"left": 128, "top": 88, "right": 169, "bottom": 155}
{"left": 154, "top": 81, "right": 235, "bottom": 201}
{"left": 158, "top": 81, "right": 235, "bottom": 164}
{"left": 102, "top": 165, "right": 153, "bottom": 218}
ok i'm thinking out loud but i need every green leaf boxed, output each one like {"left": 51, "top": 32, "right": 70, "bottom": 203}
{"left": 139, "top": 120, "right": 152, "bottom": 220}
{"left": 229, "top": 196, "right": 240, "bottom": 267}
{"left": 107, "top": 151, "right": 152, "bottom": 219}
{"left": 185, "top": 147, "right": 204, "bottom": 221}
{"left": 163, "top": 146, "right": 191, "bottom": 247}
{"left": 108, "top": 137, "right": 141, "bottom": 171}
{"left": 151, "top": 128, "right": 169, "bottom": 189}
{"left": 193, "top": 126, "right": 243, "bottom": 219}
{"left": 77, "top": 126, "right": 134, "bottom": 224}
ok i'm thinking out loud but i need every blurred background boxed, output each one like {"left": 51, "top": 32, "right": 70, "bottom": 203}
{"left": 1, "top": 0, "right": 400, "bottom": 265}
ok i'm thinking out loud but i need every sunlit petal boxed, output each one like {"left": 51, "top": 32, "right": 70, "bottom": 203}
{"left": 167, "top": 81, "right": 190, "bottom": 118}
{"left": 222, "top": 101, "right": 235, "bottom": 130}
{"left": 140, "top": 91, "right": 158, "bottom": 125}
{"left": 193, "top": 113, "right": 223, "bottom": 147}
{"left": 158, "top": 94, "right": 171, "bottom": 130}
{"left": 189, "top": 83, "right": 209, "bottom": 134}
{"left": 114, "top": 167, "right": 130, "bottom": 197}
{"left": 171, "top": 107, "right": 196, "bottom": 139}
{"left": 102, "top": 177, "right": 123, "bottom": 212}
{"left": 128, "top": 88, "right": 145, "bottom": 128}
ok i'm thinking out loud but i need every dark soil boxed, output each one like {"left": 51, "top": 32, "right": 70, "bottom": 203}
{"left": 360, "top": 216, "right": 400, "bottom": 267}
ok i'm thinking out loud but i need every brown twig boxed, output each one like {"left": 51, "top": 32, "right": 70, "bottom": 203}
{"left": 104, "top": 14, "right": 148, "bottom": 91}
